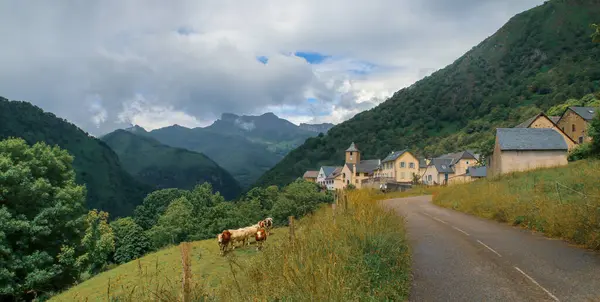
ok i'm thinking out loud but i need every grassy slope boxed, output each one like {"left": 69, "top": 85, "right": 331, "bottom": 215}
{"left": 50, "top": 227, "right": 289, "bottom": 301}
{"left": 101, "top": 130, "right": 242, "bottom": 200}
{"left": 255, "top": 0, "right": 600, "bottom": 188}
{"left": 434, "top": 160, "right": 600, "bottom": 250}
{"left": 52, "top": 190, "right": 412, "bottom": 301}
{"left": 0, "top": 97, "right": 151, "bottom": 218}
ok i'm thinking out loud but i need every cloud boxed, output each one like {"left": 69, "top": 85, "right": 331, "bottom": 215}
{"left": 0, "top": 0, "right": 545, "bottom": 134}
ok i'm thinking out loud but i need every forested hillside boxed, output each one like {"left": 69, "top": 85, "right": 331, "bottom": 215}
{"left": 256, "top": 0, "right": 600, "bottom": 187}
{"left": 146, "top": 112, "right": 323, "bottom": 188}
{"left": 102, "top": 130, "right": 242, "bottom": 199}
{"left": 0, "top": 97, "right": 151, "bottom": 217}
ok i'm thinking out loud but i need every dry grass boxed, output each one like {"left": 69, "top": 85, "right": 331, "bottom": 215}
{"left": 52, "top": 190, "right": 411, "bottom": 301}
{"left": 434, "top": 160, "right": 600, "bottom": 250}
{"left": 49, "top": 227, "right": 288, "bottom": 302}
{"left": 215, "top": 189, "right": 412, "bottom": 301}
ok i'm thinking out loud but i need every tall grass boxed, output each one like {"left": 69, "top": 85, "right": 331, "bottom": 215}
{"left": 434, "top": 160, "right": 600, "bottom": 250}
{"left": 215, "top": 189, "right": 412, "bottom": 301}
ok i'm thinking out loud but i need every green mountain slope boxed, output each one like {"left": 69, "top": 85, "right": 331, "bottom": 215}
{"left": 255, "top": 0, "right": 600, "bottom": 188}
{"left": 101, "top": 130, "right": 242, "bottom": 199}
{"left": 145, "top": 113, "right": 322, "bottom": 188}
{"left": 0, "top": 97, "right": 151, "bottom": 217}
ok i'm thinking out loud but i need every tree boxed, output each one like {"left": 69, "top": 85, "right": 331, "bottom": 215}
{"left": 411, "top": 173, "right": 421, "bottom": 185}
{"left": 110, "top": 218, "right": 151, "bottom": 264}
{"left": 147, "top": 197, "right": 196, "bottom": 248}
{"left": 270, "top": 180, "right": 332, "bottom": 225}
{"left": 589, "top": 111, "right": 600, "bottom": 155}
{"left": 76, "top": 210, "right": 115, "bottom": 275}
{"left": 592, "top": 24, "right": 600, "bottom": 43}
{"left": 0, "top": 138, "right": 86, "bottom": 300}
{"left": 133, "top": 188, "right": 190, "bottom": 230}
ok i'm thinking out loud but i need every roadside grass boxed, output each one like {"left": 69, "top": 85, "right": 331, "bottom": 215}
{"left": 433, "top": 159, "right": 600, "bottom": 251}
{"left": 49, "top": 227, "right": 288, "bottom": 301}
{"left": 384, "top": 185, "right": 442, "bottom": 199}
{"left": 216, "top": 189, "right": 411, "bottom": 301}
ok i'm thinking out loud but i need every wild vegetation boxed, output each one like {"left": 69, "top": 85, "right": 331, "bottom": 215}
{"left": 256, "top": 0, "right": 600, "bottom": 188}
{"left": 0, "top": 97, "right": 151, "bottom": 218}
{"left": 434, "top": 160, "right": 600, "bottom": 250}
{"left": 101, "top": 129, "right": 242, "bottom": 199}
{"left": 53, "top": 190, "right": 411, "bottom": 301}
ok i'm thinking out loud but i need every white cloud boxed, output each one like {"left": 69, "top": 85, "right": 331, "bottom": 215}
{"left": 0, "top": 0, "right": 545, "bottom": 135}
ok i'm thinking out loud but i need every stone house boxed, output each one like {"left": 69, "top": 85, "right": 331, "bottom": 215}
{"left": 489, "top": 128, "right": 568, "bottom": 177}
{"left": 556, "top": 107, "right": 597, "bottom": 144}
{"left": 515, "top": 112, "right": 577, "bottom": 150}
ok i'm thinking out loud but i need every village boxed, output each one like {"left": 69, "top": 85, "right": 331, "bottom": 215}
{"left": 302, "top": 106, "right": 597, "bottom": 190}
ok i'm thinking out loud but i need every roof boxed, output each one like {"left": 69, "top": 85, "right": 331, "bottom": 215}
{"left": 355, "top": 159, "right": 381, "bottom": 173}
{"left": 430, "top": 158, "right": 454, "bottom": 173}
{"left": 320, "top": 166, "right": 337, "bottom": 178}
{"left": 418, "top": 157, "right": 428, "bottom": 168}
{"left": 303, "top": 170, "right": 319, "bottom": 179}
{"left": 569, "top": 107, "right": 597, "bottom": 121}
{"left": 467, "top": 166, "right": 487, "bottom": 177}
{"left": 496, "top": 128, "right": 568, "bottom": 151}
{"left": 437, "top": 151, "right": 477, "bottom": 165}
{"left": 549, "top": 116, "right": 560, "bottom": 124}
{"left": 345, "top": 142, "right": 359, "bottom": 152}
{"left": 515, "top": 114, "right": 539, "bottom": 128}
{"left": 325, "top": 166, "right": 343, "bottom": 180}
{"left": 382, "top": 150, "right": 407, "bottom": 163}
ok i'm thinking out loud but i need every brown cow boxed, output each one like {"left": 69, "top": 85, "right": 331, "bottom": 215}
{"left": 255, "top": 228, "right": 268, "bottom": 251}
{"left": 217, "top": 230, "right": 232, "bottom": 255}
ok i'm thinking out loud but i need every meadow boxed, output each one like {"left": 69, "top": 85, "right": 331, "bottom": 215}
{"left": 51, "top": 189, "right": 412, "bottom": 301}
{"left": 434, "top": 159, "right": 600, "bottom": 250}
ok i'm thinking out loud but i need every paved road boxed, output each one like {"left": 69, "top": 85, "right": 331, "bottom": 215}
{"left": 382, "top": 195, "right": 600, "bottom": 302}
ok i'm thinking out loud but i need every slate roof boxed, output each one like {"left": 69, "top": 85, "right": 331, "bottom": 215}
{"left": 345, "top": 142, "right": 359, "bottom": 152}
{"left": 549, "top": 116, "right": 560, "bottom": 124}
{"left": 382, "top": 150, "right": 407, "bottom": 163}
{"left": 355, "top": 159, "right": 381, "bottom": 173}
{"left": 496, "top": 128, "right": 568, "bottom": 151}
{"left": 437, "top": 151, "right": 477, "bottom": 165}
{"left": 570, "top": 107, "right": 598, "bottom": 121}
{"left": 303, "top": 170, "right": 319, "bottom": 179}
{"left": 418, "top": 157, "right": 428, "bottom": 169}
{"left": 320, "top": 166, "right": 337, "bottom": 178}
{"left": 467, "top": 166, "right": 487, "bottom": 177}
{"left": 515, "top": 115, "right": 539, "bottom": 128}
{"left": 430, "top": 158, "right": 454, "bottom": 173}
{"left": 325, "top": 166, "right": 343, "bottom": 180}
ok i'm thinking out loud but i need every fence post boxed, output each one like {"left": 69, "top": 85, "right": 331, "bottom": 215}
{"left": 180, "top": 242, "right": 191, "bottom": 302}
{"left": 332, "top": 203, "right": 337, "bottom": 225}
{"left": 288, "top": 216, "right": 295, "bottom": 244}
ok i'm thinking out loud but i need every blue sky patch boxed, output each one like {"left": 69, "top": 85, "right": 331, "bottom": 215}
{"left": 306, "top": 97, "right": 318, "bottom": 103}
{"left": 294, "top": 51, "right": 331, "bottom": 64}
{"left": 256, "top": 56, "right": 269, "bottom": 64}
{"left": 176, "top": 27, "right": 195, "bottom": 35}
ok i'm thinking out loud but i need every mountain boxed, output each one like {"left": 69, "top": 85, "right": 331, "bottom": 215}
{"left": 101, "top": 130, "right": 242, "bottom": 199}
{"left": 299, "top": 123, "right": 335, "bottom": 134}
{"left": 0, "top": 97, "right": 152, "bottom": 217}
{"left": 254, "top": 0, "right": 600, "bottom": 188}
{"left": 144, "top": 112, "right": 320, "bottom": 188}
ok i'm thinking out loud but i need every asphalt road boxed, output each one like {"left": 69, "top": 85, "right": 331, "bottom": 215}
{"left": 382, "top": 195, "right": 600, "bottom": 302}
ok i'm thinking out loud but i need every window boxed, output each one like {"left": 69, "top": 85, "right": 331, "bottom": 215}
{"left": 428, "top": 175, "right": 432, "bottom": 181}
{"left": 572, "top": 124, "right": 576, "bottom": 132}
{"left": 400, "top": 162, "right": 406, "bottom": 168}
{"left": 466, "top": 161, "right": 469, "bottom": 165}
{"left": 355, "top": 180, "right": 358, "bottom": 184}
{"left": 342, "top": 173, "right": 346, "bottom": 178}
{"left": 579, "top": 136, "right": 584, "bottom": 144}
{"left": 409, "top": 163, "right": 415, "bottom": 169}
{"left": 355, "top": 172, "right": 359, "bottom": 176}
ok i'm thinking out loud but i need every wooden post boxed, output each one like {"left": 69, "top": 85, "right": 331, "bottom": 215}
{"left": 332, "top": 203, "right": 337, "bottom": 225}
{"left": 180, "top": 242, "right": 191, "bottom": 302}
{"left": 288, "top": 216, "right": 295, "bottom": 243}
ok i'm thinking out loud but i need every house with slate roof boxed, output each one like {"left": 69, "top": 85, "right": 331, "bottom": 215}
{"left": 340, "top": 142, "right": 381, "bottom": 189}
{"left": 376, "top": 150, "right": 419, "bottom": 184}
{"left": 556, "top": 107, "right": 598, "bottom": 144}
{"left": 421, "top": 150, "right": 480, "bottom": 185}
{"left": 316, "top": 166, "right": 336, "bottom": 188}
{"left": 514, "top": 112, "right": 576, "bottom": 150}
{"left": 324, "top": 166, "right": 343, "bottom": 191}
{"left": 489, "top": 128, "right": 568, "bottom": 177}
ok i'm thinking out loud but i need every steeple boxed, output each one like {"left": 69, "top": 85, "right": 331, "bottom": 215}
{"left": 345, "top": 142, "right": 360, "bottom": 164}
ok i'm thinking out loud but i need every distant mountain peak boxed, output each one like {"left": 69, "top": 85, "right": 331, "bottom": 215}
{"left": 221, "top": 113, "right": 239, "bottom": 121}
{"left": 124, "top": 124, "right": 148, "bottom": 134}
{"left": 299, "top": 122, "right": 335, "bottom": 133}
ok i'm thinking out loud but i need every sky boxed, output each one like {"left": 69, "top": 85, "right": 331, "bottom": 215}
{"left": 0, "top": 0, "right": 545, "bottom": 135}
